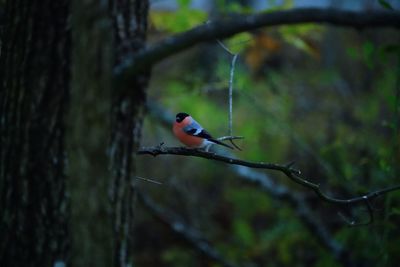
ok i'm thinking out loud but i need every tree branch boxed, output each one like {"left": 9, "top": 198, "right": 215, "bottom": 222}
{"left": 138, "top": 146, "right": 400, "bottom": 206}
{"left": 139, "top": 146, "right": 300, "bottom": 172}
{"left": 114, "top": 8, "right": 400, "bottom": 77}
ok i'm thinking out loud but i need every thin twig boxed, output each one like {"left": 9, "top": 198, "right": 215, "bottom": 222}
{"left": 136, "top": 176, "right": 163, "bottom": 185}
{"left": 338, "top": 212, "right": 356, "bottom": 226}
{"left": 217, "top": 135, "right": 244, "bottom": 150}
{"left": 217, "top": 136, "right": 244, "bottom": 141}
{"left": 228, "top": 54, "right": 238, "bottom": 137}
{"left": 217, "top": 39, "right": 240, "bottom": 147}
{"left": 216, "top": 39, "right": 234, "bottom": 55}
{"left": 338, "top": 198, "right": 375, "bottom": 227}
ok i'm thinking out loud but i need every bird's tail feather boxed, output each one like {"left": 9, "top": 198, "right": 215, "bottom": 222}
{"left": 208, "top": 138, "right": 234, "bottom": 149}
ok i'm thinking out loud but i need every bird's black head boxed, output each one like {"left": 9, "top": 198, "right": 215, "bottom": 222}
{"left": 176, "top": 112, "right": 189, "bottom": 123}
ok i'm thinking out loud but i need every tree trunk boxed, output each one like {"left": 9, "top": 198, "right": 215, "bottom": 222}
{"left": 0, "top": 0, "right": 70, "bottom": 266}
{"left": 69, "top": 1, "right": 113, "bottom": 266}
{"left": 108, "top": 1, "right": 149, "bottom": 267}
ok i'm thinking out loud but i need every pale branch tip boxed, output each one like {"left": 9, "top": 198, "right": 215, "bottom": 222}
{"left": 285, "top": 161, "right": 298, "bottom": 170}
{"left": 228, "top": 54, "right": 238, "bottom": 137}
{"left": 216, "top": 39, "right": 239, "bottom": 144}
{"left": 217, "top": 135, "right": 243, "bottom": 150}
{"left": 216, "top": 135, "right": 244, "bottom": 141}
{"left": 338, "top": 212, "right": 357, "bottom": 226}
{"left": 136, "top": 176, "right": 163, "bottom": 185}
{"left": 216, "top": 39, "right": 235, "bottom": 56}
{"left": 137, "top": 146, "right": 400, "bottom": 208}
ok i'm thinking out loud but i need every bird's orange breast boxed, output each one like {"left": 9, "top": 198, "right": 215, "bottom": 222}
{"left": 173, "top": 123, "right": 204, "bottom": 147}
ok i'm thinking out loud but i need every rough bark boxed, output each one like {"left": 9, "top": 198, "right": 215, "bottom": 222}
{"left": 108, "top": 1, "right": 149, "bottom": 267}
{"left": 69, "top": 1, "right": 113, "bottom": 266}
{"left": 0, "top": 0, "right": 70, "bottom": 266}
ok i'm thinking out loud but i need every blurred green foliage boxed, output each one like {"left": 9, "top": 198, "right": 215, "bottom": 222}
{"left": 150, "top": 0, "right": 206, "bottom": 33}
{"left": 134, "top": 4, "right": 400, "bottom": 266}
{"left": 68, "top": 2, "right": 400, "bottom": 267}
{"left": 378, "top": 0, "right": 394, "bottom": 10}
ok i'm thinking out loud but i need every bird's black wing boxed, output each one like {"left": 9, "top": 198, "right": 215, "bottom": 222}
{"left": 188, "top": 128, "right": 213, "bottom": 139}
{"left": 183, "top": 121, "right": 233, "bottom": 149}
{"left": 183, "top": 122, "right": 213, "bottom": 139}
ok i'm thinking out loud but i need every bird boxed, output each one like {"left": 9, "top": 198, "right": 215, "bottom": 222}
{"left": 173, "top": 112, "right": 234, "bottom": 150}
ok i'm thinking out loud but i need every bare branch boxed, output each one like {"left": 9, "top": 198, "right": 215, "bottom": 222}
{"left": 137, "top": 191, "right": 240, "bottom": 267}
{"left": 114, "top": 8, "right": 400, "bottom": 77}
{"left": 137, "top": 146, "right": 400, "bottom": 206}
{"left": 138, "top": 145, "right": 300, "bottom": 172}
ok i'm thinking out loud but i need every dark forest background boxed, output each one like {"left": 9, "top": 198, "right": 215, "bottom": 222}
{"left": 1, "top": 0, "right": 400, "bottom": 267}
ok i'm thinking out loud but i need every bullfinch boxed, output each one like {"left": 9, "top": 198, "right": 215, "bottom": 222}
{"left": 173, "top": 112, "right": 234, "bottom": 150}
